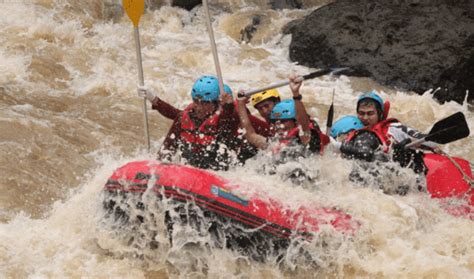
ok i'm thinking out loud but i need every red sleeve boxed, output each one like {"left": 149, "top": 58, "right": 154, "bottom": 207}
{"left": 249, "top": 115, "right": 271, "bottom": 137}
{"left": 151, "top": 97, "right": 182, "bottom": 120}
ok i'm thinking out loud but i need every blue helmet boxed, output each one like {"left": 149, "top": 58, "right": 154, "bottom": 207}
{"left": 357, "top": 90, "right": 384, "bottom": 113}
{"left": 191, "top": 75, "right": 220, "bottom": 102}
{"left": 330, "top": 115, "right": 364, "bottom": 138}
{"left": 270, "top": 99, "right": 296, "bottom": 121}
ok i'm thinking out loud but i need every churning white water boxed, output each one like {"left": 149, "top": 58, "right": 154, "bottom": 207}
{"left": 0, "top": 1, "right": 473, "bottom": 278}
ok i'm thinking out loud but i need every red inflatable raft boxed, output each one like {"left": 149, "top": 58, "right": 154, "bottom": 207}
{"left": 104, "top": 160, "right": 355, "bottom": 234}
{"left": 102, "top": 154, "right": 472, "bottom": 259}
{"left": 424, "top": 154, "right": 473, "bottom": 218}
{"left": 103, "top": 160, "right": 357, "bottom": 260}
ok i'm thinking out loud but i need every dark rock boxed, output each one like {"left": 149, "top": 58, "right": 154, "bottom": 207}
{"left": 171, "top": 0, "right": 202, "bottom": 10}
{"left": 143, "top": 0, "right": 324, "bottom": 13}
{"left": 282, "top": 18, "right": 303, "bottom": 35}
{"left": 288, "top": 0, "right": 474, "bottom": 104}
{"left": 270, "top": 0, "right": 302, "bottom": 9}
{"left": 434, "top": 50, "right": 474, "bottom": 103}
{"left": 146, "top": 0, "right": 310, "bottom": 11}
{"left": 142, "top": 0, "right": 201, "bottom": 11}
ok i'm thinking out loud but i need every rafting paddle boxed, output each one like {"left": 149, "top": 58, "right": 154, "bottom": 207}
{"left": 405, "top": 112, "right": 470, "bottom": 148}
{"left": 239, "top": 67, "right": 351, "bottom": 98}
{"left": 325, "top": 89, "right": 335, "bottom": 135}
{"left": 122, "top": 0, "right": 150, "bottom": 152}
{"left": 202, "top": 0, "right": 226, "bottom": 96}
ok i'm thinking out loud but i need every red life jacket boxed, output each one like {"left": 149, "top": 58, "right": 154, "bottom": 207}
{"left": 345, "top": 118, "right": 399, "bottom": 152}
{"left": 180, "top": 104, "right": 220, "bottom": 147}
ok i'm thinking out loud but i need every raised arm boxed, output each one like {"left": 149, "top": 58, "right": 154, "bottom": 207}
{"left": 289, "top": 74, "right": 311, "bottom": 144}
{"left": 151, "top": 97, "right": 182, "bottom": 120}
{"left": 237, "top": 94, "right": 268, "bottom": 150}
{"left": 138, "top": 85, "right": 182, "bottom": 120}
{"left": 218, "top": 91, "right": 237, "bottom": 125}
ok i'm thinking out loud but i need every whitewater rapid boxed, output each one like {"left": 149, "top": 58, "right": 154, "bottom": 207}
{"left": 0, "top": 1, "right": 472, "bottom": 278}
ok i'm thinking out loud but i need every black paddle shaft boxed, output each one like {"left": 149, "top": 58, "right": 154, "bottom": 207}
{"left": 240, "top": 67, "right": 351, "bottom": 98}
{"left": 301, "top": 68, "right": 332, "bottom": 80}
{"left": 325, "top": 89, "right": 336, "bottom": 134}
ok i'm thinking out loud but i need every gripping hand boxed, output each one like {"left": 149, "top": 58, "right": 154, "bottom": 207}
{"left": 137, "top": 85, "right": 156, "bottom": 102}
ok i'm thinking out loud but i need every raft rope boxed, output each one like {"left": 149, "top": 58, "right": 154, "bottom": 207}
{"left": 437, "top": 150, "right": 474, "bottom": 188}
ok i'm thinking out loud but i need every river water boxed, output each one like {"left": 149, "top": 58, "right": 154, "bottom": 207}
{"left": 0, "top": 1, "right": 473, "bottom": 278}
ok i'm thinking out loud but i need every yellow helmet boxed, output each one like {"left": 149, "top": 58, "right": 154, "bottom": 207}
{"left": 250, "top": 89, "right": 281, "bottom": 107}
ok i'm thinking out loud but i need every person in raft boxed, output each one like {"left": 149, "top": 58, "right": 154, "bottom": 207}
{"left": 138, "top": 80, "right": 232, "bottom": 123}
{"left": 237, "top": 75, "right": 329, "bottom": 154}
{"left": 246, "top": 88, "right": 282, "bottom": 136}
{"left": 331, "top": 91, "right": 439, "bottom": 174}
{"left": 236, "top": 75, "right": 329, "bottom": 184}
{"left": 329, "top": 91, "right": 441, "bottom": 194}
{"left": 138, "top": 77, "right": 271, "bottom": 165}
{"left": 148, "top": 75, "right": 239, "bottom": 170}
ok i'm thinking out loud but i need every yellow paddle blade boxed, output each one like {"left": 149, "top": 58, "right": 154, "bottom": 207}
{"left": 122, "top": 0, "right": 145, "bottom": 27}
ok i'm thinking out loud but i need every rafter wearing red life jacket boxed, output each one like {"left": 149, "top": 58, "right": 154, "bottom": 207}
{"left": 177, "top": 104, "right": 236, "bottom": 171}
{"left": 344, "top": 99, "right": 394, "bottom": 151}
